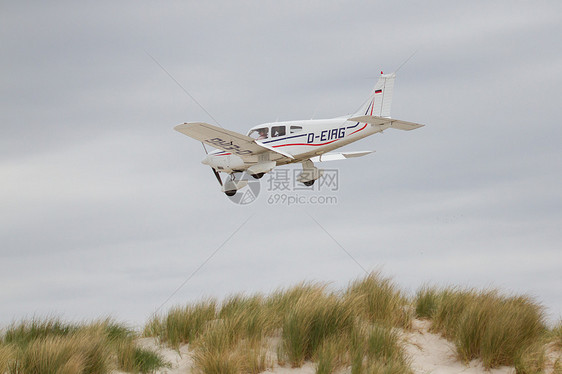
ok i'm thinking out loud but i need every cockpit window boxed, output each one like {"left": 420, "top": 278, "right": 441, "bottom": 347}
{"left": 271, "top": 125, "right": 286, "bottom": 137}
{"left": 248, "top": 127, "right": 269, "bottom": 140}
{"left": 290, "top": 125, "right": 303, "bottom": 134}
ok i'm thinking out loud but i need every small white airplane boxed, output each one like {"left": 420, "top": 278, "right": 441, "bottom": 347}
{"left": 175, "top": 72, "right": 424, "bottom": 196}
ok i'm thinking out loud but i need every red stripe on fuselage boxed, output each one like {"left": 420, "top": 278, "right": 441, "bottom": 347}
{"left": 349, "top": 123, "right": 368, "bottom": 135}
{"left": 273, "top": 138, "right": 339, "bottom": 148}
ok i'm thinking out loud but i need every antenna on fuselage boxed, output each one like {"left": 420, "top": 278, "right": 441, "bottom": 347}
{"left": 395, "top": 50, "right": 418, "bottom": 73}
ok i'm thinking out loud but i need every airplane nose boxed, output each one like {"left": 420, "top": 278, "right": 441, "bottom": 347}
{"left": 201, "top": 156, "right": 209, "bottom": 165}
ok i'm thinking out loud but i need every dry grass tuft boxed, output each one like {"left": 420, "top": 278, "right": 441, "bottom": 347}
{"left": 3, "top": 317, "right": 79, "bottom": 347}
{"left": 315, "top": 336, "right": 348, "bottom": 374}
{"left": 146, "top": 299, "right": 217, "bottom": 348}
{"left": 280, "top": 289, "right": 354, "bottom": 367}
{"left": 0, "top": 344, "right": 16, "bottom": 374}
{"left": 430, "top": 287, "right": 478, "bottom": 338}
{"left": 191, "top": 319, "right": 272, "bottom": 374}
{"left": 13, "top": 331, "right": 111, "bottom": 374}
{"left": 424, "top": 287, "right": 546, "bottom": 370}
{"left": 513, "top": 341, "right": 546, "bottom": 374}
{"left": 550, "top": 320, "right": 562, "bottom": 349}
{"left": 349, "top": 323, "right": 412, "bottom": 374}
{"left": 0, "top": 318, "right": 167, "bottom": 374}
{"left": 344, "top": 272, "right": 412, "bottom": 328}
{"left": 414, "top": 285, "right": 440, "bottom": 319}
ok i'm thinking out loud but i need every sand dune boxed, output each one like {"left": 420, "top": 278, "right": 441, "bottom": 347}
{"left": 404, "top": 320, "right": 512, "bottom": 374}
{"left": 116, "top": 318, "right": 561, "bottom": 374}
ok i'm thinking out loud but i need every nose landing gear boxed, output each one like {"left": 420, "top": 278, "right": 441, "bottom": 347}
{"left": 223, "top": 173, "right": 248, "bottom": 196}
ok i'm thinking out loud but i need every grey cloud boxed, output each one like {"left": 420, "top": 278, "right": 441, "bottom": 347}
{"left": 1, "top": 0, "right": 561, "bottom": 326}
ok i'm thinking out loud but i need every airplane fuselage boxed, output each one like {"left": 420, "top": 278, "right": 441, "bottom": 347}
{"left": 175, "top": 72, "right": 424, "bottom": 195}
{"left": 202, "top": 117, "right": 389, "bottom": 173}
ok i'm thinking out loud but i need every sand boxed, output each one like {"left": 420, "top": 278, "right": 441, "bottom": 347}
{"left": 404, "top": 319, "right": 513, "bottom": 374}
{"left": 118, "top": 319, "right": 561, "bottom": 374}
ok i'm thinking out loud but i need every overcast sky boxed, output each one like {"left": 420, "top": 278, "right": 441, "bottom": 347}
{"left": 1, "top": 1, "right": 561, "bottom": 328}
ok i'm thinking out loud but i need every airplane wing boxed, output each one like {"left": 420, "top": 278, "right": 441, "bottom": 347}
{"left": 347, "top": 115, "right": 424, "bottom": 131}
{"left": 175, "top": 122, "right": 263, "bottom": 157}
{"left": 310, "top": 151, "right": 374, "bottom": 162}
{"left": 174, "top": 122, "right": 294, "bottom": 161}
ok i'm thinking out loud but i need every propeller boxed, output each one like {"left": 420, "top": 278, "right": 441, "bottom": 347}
{"left": 212, "top": 167, "right": 223, "bottom": 186}
{"left": 201, "top": 141, "right": 223, "bottom": 186}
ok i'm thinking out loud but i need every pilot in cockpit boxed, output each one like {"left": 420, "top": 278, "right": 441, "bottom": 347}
{"left": 257, "top": 128, "right": 268, "bottom": 140}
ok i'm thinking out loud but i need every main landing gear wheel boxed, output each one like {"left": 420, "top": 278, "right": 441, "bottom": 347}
{"left": 251, "top": 173, "right": 265, "bottom": 179}
{"left": 224, "top": 173, "right": 238, "bottom": 196}
{"left": 303, "top": 180, "right": 315, "bottom": 187}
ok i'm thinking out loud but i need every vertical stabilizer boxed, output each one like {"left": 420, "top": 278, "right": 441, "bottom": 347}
{"left": 353, "top": 72, "right": 396, "bottom": 118}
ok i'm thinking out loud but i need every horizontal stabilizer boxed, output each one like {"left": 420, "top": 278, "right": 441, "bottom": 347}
{"left": 347, "top": 115, "right": 424, "bottom": 131}
{"left": 310, "top": 151, "right": 374, "bottom": 162}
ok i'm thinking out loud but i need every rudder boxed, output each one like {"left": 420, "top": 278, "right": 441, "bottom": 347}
{"left": 353, "top": 72, "right": 396, "bottom": 118}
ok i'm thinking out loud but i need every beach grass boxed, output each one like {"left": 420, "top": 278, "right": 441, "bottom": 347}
{"left": 349, "top": 323, "right": 412, "bottom": 374}
{"left": 0, "top": 344, "right": 16, "bottom": 374}
{"left": 315, "top": 336, "right": 348, "bottom": 374}
{"left": 2, "top": 273, "right": 557, "bottom": 373}
{"left": 414, "top": 285, "right": 440, "bottom": 319}
{"left": 344, "top": 271, "right": 412, "bottom": 328}
{"left": 550, "top": 320, "right": 562, "bottom": 348}
{"left": 144, "top": 273, "right": 413, "bottom": 373}
{"left": 145, "top": 299, "right": 217, "bottom": 348}
{"left": 116, "top": 335, "right": 170, "bottom": 373}
{"left": 430, "top": 287, "right": 479, "bottom": 339}
{"left": 191, "top": 318, "right": 271, "bottom": 374}
{"left": 0, "top": 318, "right": 168, "bottom": 374}
{"left": 265, "top": 282, "right": 327, "bottom": 328}
{"left": 2, "top": 317, "right": 79, "bottom": 347}
{"left": 421, "top": 286, "right": 547, "bottom": 369}
{"left": 218, "top": 293, "right": 273, "bottom": 342}
{"left": 280, "top": 291, "right": 354, "bottom": 367}
{"left": 513, "top": 340, "right": 546, "bottom": 374}
{"left": 144, "top": 272, "right": 558, "bottom": 373}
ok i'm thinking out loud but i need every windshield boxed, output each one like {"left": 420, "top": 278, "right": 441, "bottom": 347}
{"left": 248, "top": 127, "right": 269, "bottom": 140}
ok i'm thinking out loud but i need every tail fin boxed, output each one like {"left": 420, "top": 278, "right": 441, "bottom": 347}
{"left": 353, "top": 72, "right": 396, "bottom": 118}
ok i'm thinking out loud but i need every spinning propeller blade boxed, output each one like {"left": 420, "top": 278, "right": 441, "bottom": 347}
{"left": 212, "top": 168, "right": 223, "bottom": 186}
{"left": 201, "top": 141, "right": 222, "bottom": 186}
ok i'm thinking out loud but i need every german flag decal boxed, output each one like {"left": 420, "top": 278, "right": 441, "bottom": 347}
{"left": 375, "top": 89, "right": 382, "bottom": 94}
